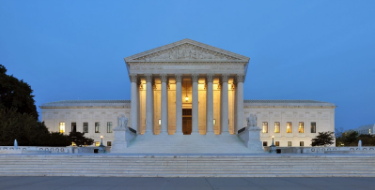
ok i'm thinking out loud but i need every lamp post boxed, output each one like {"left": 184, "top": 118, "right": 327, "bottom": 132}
{"left": 98, "top": 135, "right": 106, "bottom": 153}
{"left": 270, "top": 136, "right": 277, "bottom": 154}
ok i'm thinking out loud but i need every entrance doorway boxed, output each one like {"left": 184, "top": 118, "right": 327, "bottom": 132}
{"left": 182, "top": 109, "right": 192, "bottom": 135}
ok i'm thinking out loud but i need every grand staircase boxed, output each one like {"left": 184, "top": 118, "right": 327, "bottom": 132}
{"left": 0, "top": 154, "right": 374, "bottom": 177}
{"left": 122, "top": 133, "right": 252, "bottom": 154}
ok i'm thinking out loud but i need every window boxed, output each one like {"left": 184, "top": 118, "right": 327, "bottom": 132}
{"left": 95, "top": 141, "right": 100, "bottom": 147}
{"left": 95, "top": 122, "right": 100, "bottom": 133}
{"left": 263, "top": 141, "right": 268, "bottom": 146}
{"left": 369, "top": 129, "right": 371, "bottom": 134}
{"left": 83, "top": 122, "right": 88, "bottom": 133}
{"left": 311, "top": 122, "right": 316, "bottom": 133}
{"left": 288, "top": 141, "right": 292, "bottom": 147}
{"left": 71, "top": 142, "right": 76, "bottom": 146}
{"left": 275, "top": 141, "right": 280, "bottom": 147}
{"left": 107, "top": 122, "right": 112, "bottom": 133}
{"left": 298, "top": 122, "right": 304, "bottom": 133}
{"left": 71, "top": 122, "right": 76, "bottom": 132}
{"left": 300, "top": 141, "right": 304, "bottom": 147}
{"left": 274, "top": 122, "right": 280, "bottom": 133}
{"left": 286, "top": 122, "right": 292, "bottom": 133}
{"left": 262, "top": 122, "right": 268, "bottom": 133}
{"left": 107, "top": 141, "right": 112, "bottom": 146}
{"left": 59, "top": 122, "right": 65, "bottom": 133}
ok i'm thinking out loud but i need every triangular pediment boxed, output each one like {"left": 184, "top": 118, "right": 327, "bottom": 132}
{"left": 125, "top": 39, "right": 249, "bottom": 62}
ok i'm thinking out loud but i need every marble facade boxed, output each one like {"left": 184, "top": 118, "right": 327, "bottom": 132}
{"left": 40, "top": 39, "right": 336, "bottom": 149}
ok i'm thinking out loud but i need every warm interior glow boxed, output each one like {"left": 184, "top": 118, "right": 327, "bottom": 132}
{"left": 299, "top": 122, "right": 304, "bottom": 133}
{"left": 213, "top": 119, "right": 216, "bottom": 125}
{"left": 286, "top": 122, "right": 292, "bottom": 133}
{"left": 59, "top": 122, "right": 65, "bottom": 133}
{"left": 185, "top": 96, "right": 189, "bottom": 102}
{"left": 159, "top": 119, "right": 161, "bottom": 125}
{"left": 100, "top": 135, "right": 103, "bottom": 139}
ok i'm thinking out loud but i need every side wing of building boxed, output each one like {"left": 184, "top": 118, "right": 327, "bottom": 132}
{"left": 244, "top": 100, "right": 336, "bottom": 147}
{"left": 40, "top": 100, "right": 131, "bottom": 146}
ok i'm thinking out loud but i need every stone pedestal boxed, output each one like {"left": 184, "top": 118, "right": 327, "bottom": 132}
{"left": 247, "top": 126, "right": 264, "bottom": 152}
{"left": 111, "top": 127, "right": 127, "bottom": 153}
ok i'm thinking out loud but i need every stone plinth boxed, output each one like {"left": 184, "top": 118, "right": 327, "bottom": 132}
{"left": 247, "top": 126, "right": 264, "bottom": 152}
{"left": 111, "top": 127, "right": 127, "bottom": 153}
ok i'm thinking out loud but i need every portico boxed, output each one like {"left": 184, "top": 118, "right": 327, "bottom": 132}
{"left": 125, "top": 39, "right": 250, "bottom": 136}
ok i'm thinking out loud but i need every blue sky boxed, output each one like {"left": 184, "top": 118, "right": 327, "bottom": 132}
{"left": 1, "top": 0, "right": 374, "bottom": 130}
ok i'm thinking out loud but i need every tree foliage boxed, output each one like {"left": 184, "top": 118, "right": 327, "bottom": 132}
{"left": 311, "top": 131, "right": 335, "bottom": 147}
{"left": 0, "top": 108, "right": 71, "bottom": 146}
{"left": 0, "top": 64, "right": 91, "bottom": 147}
{"left": 0, "top": 64, "right": 38, "bottom": 118}
{"left": 336, "top": 130, "right": 375, "bottom": 146}
{"left": 69, "top": 132, "right": 94, "bottom": 147}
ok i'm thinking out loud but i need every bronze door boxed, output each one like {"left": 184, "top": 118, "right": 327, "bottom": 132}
{"left": 183, "top": 117, "right": 192, "bottom": 134}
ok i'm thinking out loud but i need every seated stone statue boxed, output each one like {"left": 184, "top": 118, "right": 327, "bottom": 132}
{"left": 118, "top": 114, "right": 128, "bottom": 129}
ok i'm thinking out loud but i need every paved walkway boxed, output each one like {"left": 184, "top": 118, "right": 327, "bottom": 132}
{"left": 0, "top": 177, "right": 372, "bottom": 190}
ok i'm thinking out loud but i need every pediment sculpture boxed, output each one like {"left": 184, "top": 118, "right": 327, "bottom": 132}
{"left": 134, "top": 43, "right": 240, "bottom": 61}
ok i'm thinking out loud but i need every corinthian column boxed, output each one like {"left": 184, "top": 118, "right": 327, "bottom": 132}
{"left": 175, "top": 74, "right": 182, "bottom": 135}
{"left": 235, "top": 74, "right": 245, "bottom": 134}
{"left": 221, "top": 74, "right": 229, "bottom": 133}
{"left": 206, "top": 74, "right": 214, "bottom": 134}
{"left": 192, "top": 74, "right": 199, "bottom": 134}
{"left": 145, "top": 74, "right": 153, "bottom": 133}
{"left": 160, "top": 74, "right": 168, "bottom": 134}
{"left": 130, "top": 74, "right": 138, "bottom": 133}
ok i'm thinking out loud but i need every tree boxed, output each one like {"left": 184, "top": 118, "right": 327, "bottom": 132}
{"left": 311, "top": 131, "right": 335, "bottom": 147}
{"left": 0, "top": 108, "right": 71, "bottom": 146}
{"left": 0, "top": 64, "right": 38, "bottom": 118}
{"left": 69, "top": 132, "right": 94, "bottom": 147}
{"left": 0, "top": 64, "right": 74, "bottom": 147}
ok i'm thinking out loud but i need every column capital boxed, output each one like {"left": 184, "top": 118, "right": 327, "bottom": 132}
{"left": 221, "top": 74, "right": 229, "bottom": 82}
{"left": 175, "top": 74, "right": 182, "bottom": 82}
{"left": 191, "top": 74, "right": 199, "bottom": 82}
{"left": 130, "top": 74, "right": 138, "bottom": 83}
{"left": 206, "top": 73, "right": 214, "bottom": 82}
{"left": 160, "top": 74, "right": 168, "bottom": 83}
{"left": 145, "top": 74, "right": 153, "bottom": 82}
{"left": 236, "top": 74, "right": 245, "bottom": 83}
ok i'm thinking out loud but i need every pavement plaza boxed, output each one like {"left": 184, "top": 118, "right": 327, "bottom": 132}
{"left": 0, "top": 177, "right": 373, "bottom": 190}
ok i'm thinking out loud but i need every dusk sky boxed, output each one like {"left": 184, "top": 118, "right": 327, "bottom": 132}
{"left": 1, "top": 1, "right": 374, "bottom": 131}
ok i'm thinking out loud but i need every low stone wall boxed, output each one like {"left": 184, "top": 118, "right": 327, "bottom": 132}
{"left": 0, "top": 146, "right": 73, "bottom": 154}
{"left": 263, "top": 146, "right": 375, "bottom": 154}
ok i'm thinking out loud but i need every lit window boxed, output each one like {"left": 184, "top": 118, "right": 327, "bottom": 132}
{"left": 369, "top": 129, "right": 371, "bottom": 134}
{"left": 71, "top": 122, "right": 77, "bottom": 132}
{"left": 300, "top": 141, "right": 304, "bottom": 147}
{"left": 95, "top": 122, "right": 100, "bottom": 133}
{"left": 59, "top": 122, "right": 65, "bottom": 133}
{"left": 107, "top": 141, "right": 112, "bottom": 146}
{"left": 288, "top": 141, "right": 292, "bottom": 147}
{"left": 274, "top": 122, "right": 280, "bottom": 133}
{"left": 298, "top": 122, "right": 304, "bottom": 133}
{"left": 71, "top": 142, "right": 77, "bottom": 146}
{"left": 83, "top": 122, "right": 88, "bottom": 133}
{"left": 95, "top": 141, "right": 100, "bottom": 147}
{"left": 311, "top": 122, "right": 316, "bottom": 133}
{"left": 263, "top": 141, "right": 268, "bottom": 146}
{"left": 107, "top": 122, "right": 112, "bottom": 133}
{"left": 286, "top": 122, "right": 292, "bottom": 133}
{"left": 275, "top": 141, "right": 280, "bottom": 146}
{"left": 262, "top": 122, "right": 268, "bottom": 133}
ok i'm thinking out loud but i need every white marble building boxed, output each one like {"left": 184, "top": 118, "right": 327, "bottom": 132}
{"left": 40, "top": 39, "right": 336, "bottom": 149}
{"left": 347, "top": 124, "right": 375, "bottom": 135}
